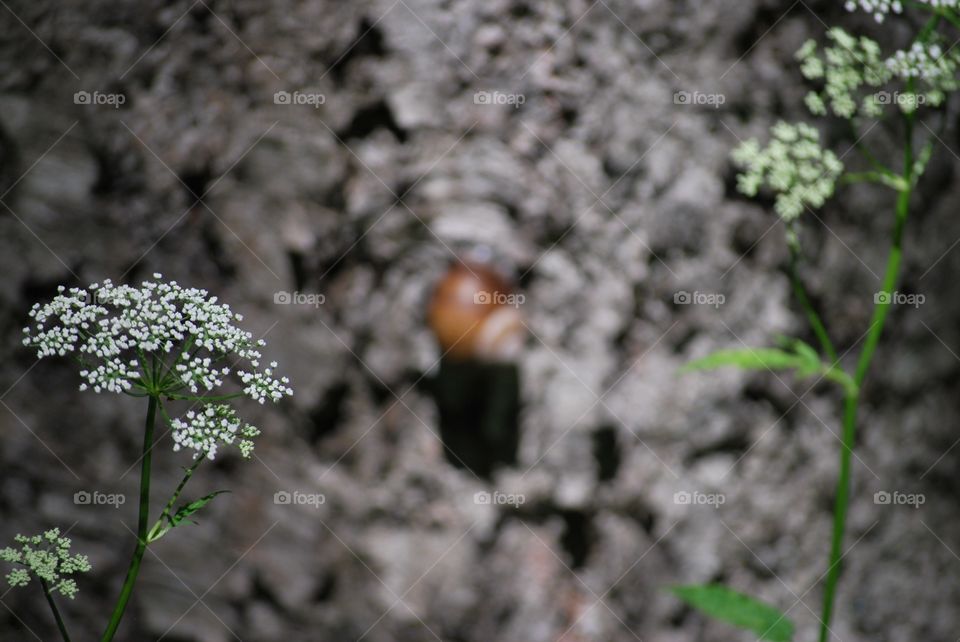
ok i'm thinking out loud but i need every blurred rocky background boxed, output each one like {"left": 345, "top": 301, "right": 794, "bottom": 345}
{"left": 1, "top": 0, "right": 960, "bottom": 640}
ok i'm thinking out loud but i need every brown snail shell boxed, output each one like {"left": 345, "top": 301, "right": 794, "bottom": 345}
{"left": 427, "top": 261, "right": 524, "bottom": 362}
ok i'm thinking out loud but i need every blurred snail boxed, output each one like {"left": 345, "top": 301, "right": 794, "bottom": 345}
{"left": 427, "top": 261, "right": 525, "bottom": 362}
{"left": 426, "top": 256, "right": 523, "bottom": 478}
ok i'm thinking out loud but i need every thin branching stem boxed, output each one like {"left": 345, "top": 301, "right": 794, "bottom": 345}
{"left": 147, "top": 455, "right": 206, "bottom": 543}
{"left": 786, "top": 229, "right": 839, "bottom": 365}
{"left": 39, "top": 577, "right": 71, "bottom": 642}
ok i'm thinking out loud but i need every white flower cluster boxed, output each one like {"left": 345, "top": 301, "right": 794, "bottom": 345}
{"left": 24, "top": 275, "right": 289, "bottom": 394}
{"left": 732, "top": 121, "right": 844, "bottom": 221}
{"left": 844, "top": 0, "right": 903, "bottom": 22}
{"left": 0, "top": 529, "right": 91, "bottom": 599}
{"left": 23, "top": 274, "right": 293, "bottom": 459}
{"left": 846, "top": 0, "right": 960, "bottom": 21}
{"left": 171, "top": 404, "right": 261, "bottom": 460}
{"left": 239, "top": 361, "right": 291, "bottom": 404}
{"left": 886, "top": 40, "right": 960, "bottom": 103}
{"left": 797, "top": 29, "right": 891, "bottom": 118}
{"left": 797, "top": 28, "right": 958, "bottom": 116}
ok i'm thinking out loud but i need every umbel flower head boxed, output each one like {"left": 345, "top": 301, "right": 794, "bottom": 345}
{"left": 886, "top": 38, "right": 960, "bottom": 105}
{"left": 732, "top": 121, "right": 844, "bottom": 221}
{"left": 22, "top": 274, "right": 293, "bottom": 459}
{"left": 0, "top": 529, "right": 91, "bottom": 599}
{"left": 796, "top": 29, "right": 891, "bottom": 118}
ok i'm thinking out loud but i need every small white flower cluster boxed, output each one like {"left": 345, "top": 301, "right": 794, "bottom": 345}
{"left": 886, "top": 40, "right": 960, "bottom": 104}
{"left": 844, "top": 0, "right": 903, "bottom": 22}
{"left": 239, "top": 361, "right": 291, "bottom": 404}
{"left": 0, "top": 529, "right": 91, "bottom": 599}
{"left": 796, "top": 29, "right": 891, "bottom": 118}
{"left": 846, "top": 0, "right": 960, "bottom": 21}
{"left": 732, "top": 121, "right": 844, "bottom": 221}
{"left": 171, "top": 404, "right": 261, "bottom": 460}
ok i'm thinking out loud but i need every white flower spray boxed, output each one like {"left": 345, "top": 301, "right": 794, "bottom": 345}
{"left": 22, "top": 274, "right": 293, "bottom": 459}
{"left": 5, "top": 274, "right": 294, "bottom": 641}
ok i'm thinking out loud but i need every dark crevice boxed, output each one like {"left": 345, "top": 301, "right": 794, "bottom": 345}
{"left": 309, "top": 381, "right": 351, "bottom": 443}
{"left": 742, "top": 380, "right": 797, "bottom": 420}
{"left": 287, "top": 250, "right": 308, "bottom": 293}
{"left": 200, "top": 217, "right": 238, "bottom": 279}
{"left": 430, "top": 360, "right": 520, "bottom": 479}
{"left": 685, "top": 432, "right": 752, "bottom": 464}
{"left": 669, "top": 327, "right": 698, "bottom": 355}
{"left": 0, "top": 117, "right": 21, "bottom": 199}
{"left": 329, "top": 17, "right": 387, "bottom": 84}
{"left": 495, "top": 504, "right": 596, "bottom": 569}
{"left": 510, "top": 2, "right": 533, "bottom": 18}
{"left": 337, "top": 100, "right": 408, "bottom": 143}
{"left": 591, "top": 425, "right": 621, "bottom": 483}
{"left": 621, "top": 498, "right": 657, "bottom": 535}
{"left": 248, "top": 572, "right": 288, "bottom": 614}
{"left": 559, "top": 509, "right": 594, "bottom": 568}
{"left": 179, "top": 166, "right": 213, "bottom": 203}
{"left": 311, "top": 572, "right": 337, "bottom": 603}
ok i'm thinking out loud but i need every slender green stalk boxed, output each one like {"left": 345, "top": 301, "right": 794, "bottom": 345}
{"left": 787, "top": 234, "right": 839, "bottom": 365}
{"left": 38, "top": 577, "right": 71, "bottom": 642}
{"left": 818, "top": 113, "right": 914, "bottom": 642}
{"left": 101, "top": 395, "right": 158, "bottom": 642}
{"left": 147, "top": 455, "right": 205, "bottom": 543}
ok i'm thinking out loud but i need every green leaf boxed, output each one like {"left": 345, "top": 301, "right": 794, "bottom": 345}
{"left": 680, "top": 338, "right": 857, "bottom": 396}
{"left": 171, "top": 490, "right": 229, "bottom": 527}
{"left": 671, "top": 584, "right": 794, "bottom": 641}
{"left": 148, "top": 491, "right": 229, "bottom": 543}
{"left": 680, "top": 347, "right": 805, "bottom": 374}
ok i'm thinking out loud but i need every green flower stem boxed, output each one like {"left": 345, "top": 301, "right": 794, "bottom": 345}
{"left": 818, "top": 112, "right": 914, "bottom": 642}
{"left": 39, "top": 577, "right": 71, "bottom": 642}
{"left": 840, "top": 171, "right": 908, "bottom": 191}
{"left": 848, "top": 132, "right": 898, "bottom": 181}
{"left": 101, "top": 394, "right": 158, "bottom": 642}
{"left": 786, "top": 233, "right": 838, "bottom": 365}
{"left": 147, "top": 455, "right": 206, "bottom": 543}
